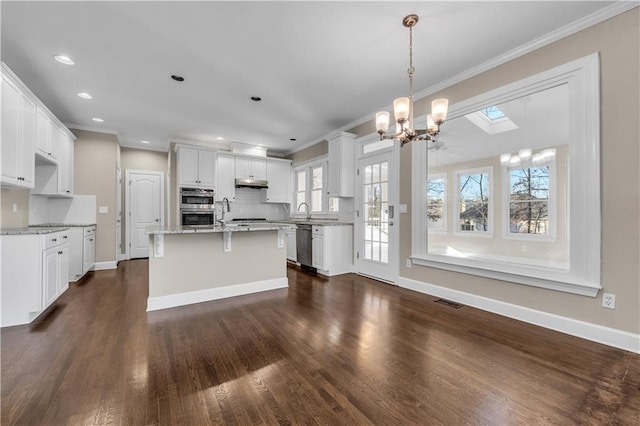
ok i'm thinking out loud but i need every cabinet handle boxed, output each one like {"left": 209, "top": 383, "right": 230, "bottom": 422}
{"left": 66, "top": 190, "right": 70, "bottom": 193}
{"left": 48, "top": 152, "right": 52, "bottom": 156}
{"left": 52, "top": 238, "right": 57, "bottom": 242}
{"left": 58, "top": 251, "right": 62, "bottom": 255}
{"left": 63, "top": 236, "right": 68, "bottom": 239}
{"left": 89, "top": 239, "right": 94, "bottom": 241}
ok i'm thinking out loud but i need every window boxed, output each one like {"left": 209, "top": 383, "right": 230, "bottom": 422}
{"left": 480, "top": 106, "right": 506, "bottom": 120}
{"left": 427, "top": 175, "right": 446, "bottom": 232}
{"left": 293, "top": 158, "right": 339, "bottom": 216}
{"left": 411, "top": 54, "right": 601, "bottom": 296}
{"left": 508, "top": 165, "right": 550, "bottom": 235}
{"left": 456, "top": 169, "right": 490, "bottom": 234}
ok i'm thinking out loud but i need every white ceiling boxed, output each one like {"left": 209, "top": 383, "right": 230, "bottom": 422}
{"left": 1, "top": 1, "right": 617, "bottom": 154}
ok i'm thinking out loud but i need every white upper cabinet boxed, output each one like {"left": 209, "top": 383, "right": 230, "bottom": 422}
{"left": 216, "top": 153, "right": 236, "bottom": 201}
{"left": 327, "top": 132, "right": 356, "bottom": 197}
{"left": 176, "top": 146, "right": 216, "bottom": 189}
{"left": 35, "top": 108, "right": 57, "bottom": 162}
{"left": 236, "top": 156, "right": 267, "bottom": 180}
{"left": 266, "top": 159, "right": 292, "bottom": 203}
{"left": 32, "top": 124, "right": 74, "bottom": 197}
{"left": 1, "top": 71, "right": 36, "bottom": 188}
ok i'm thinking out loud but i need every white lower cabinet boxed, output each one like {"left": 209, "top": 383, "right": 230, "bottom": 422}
{"left": 1, "top": 230, "right": 70, "bottom": 327}
{"left": 69, "top": 225, "right": 96, "bottom": 281}
{"left": 311, "top": 225, "right": 353, "bottom": 276}
{"left": 286, "top": 228, "right": 297, "bottom": 262}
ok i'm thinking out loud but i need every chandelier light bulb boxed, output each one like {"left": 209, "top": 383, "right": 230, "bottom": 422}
{"left": 426, "top": 114, "right": 437, "bottom": 133}
{"left": 393, "top": 97, "right": 410, "bottom": 123}
{"left": 376, "top": 111, "right": 390, "bottom": 133}
{"left": 431, "top": 99, "right": 449, "bottom": 124}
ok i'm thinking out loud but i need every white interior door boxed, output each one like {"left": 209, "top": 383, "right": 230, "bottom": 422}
{"left": 127, "top": 170, "right": 163, "bottom": 259}
{"left": 116, "top": 166, "right": 123, "bottom": 260}
{"left": 354, "top": 146, "right": 399, "bottom": 283}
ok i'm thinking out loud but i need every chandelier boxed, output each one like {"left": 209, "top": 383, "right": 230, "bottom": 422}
{"left": 375, "top": 14, "right": 449, "bottom": 147}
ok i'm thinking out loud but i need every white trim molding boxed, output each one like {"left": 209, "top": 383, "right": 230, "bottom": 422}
{"left": 92, "top": 261, "right": 118, "bottom": 271}
{"left": 397, "top": 276, "right": 640, "bottom": 354}
{"left": 147, "top": 277, "right": 289, "bottom": 312}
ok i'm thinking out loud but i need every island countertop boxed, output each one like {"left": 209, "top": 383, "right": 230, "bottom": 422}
{"left": 145, "top": 222, "right": 295, "bottom": 235}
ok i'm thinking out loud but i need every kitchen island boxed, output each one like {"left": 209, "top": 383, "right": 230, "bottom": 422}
{"left": 145, "top": 223, "right": 295, "bottom": 311}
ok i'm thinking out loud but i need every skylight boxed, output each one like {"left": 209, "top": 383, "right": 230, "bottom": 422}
{"left": 479, "top": 106, "right": 506, "bottom": 120}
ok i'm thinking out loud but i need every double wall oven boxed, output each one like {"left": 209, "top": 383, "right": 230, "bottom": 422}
{"left": 180, "top": 187, "right": 215, "bottom": 227}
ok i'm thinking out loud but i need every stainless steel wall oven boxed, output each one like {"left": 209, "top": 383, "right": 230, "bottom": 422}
{"left": 180, "top": 187, "right": 215, "bottom": 227}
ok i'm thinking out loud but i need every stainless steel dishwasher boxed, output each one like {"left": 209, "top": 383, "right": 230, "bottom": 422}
{"left": 296, "top": 224, "right": 313, "bottom": 268}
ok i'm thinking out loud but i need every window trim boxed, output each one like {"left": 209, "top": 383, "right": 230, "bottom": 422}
{"left": 453, "top": 166, "right": 493, "bottom": 238}
{"left": 411, "top": 53, "right": 601, "bottom": 297}
{"left": 427, "top": 173, "right": 447, "bottom": 234}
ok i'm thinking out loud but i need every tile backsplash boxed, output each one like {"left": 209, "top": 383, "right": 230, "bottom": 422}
{"left": 216, "top": 188, "right": 289, "bottom": 220}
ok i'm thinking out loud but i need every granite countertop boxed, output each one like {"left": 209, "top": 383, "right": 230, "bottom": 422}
{"left": 1, "top": 226, "right": 70, "bottom": 235}
{"left": 272, "top": 219, "right": 354, "bottom": 226}
{"left": 30, "top": 223, "right": 97, "bottom": 228}
{"left": 146, "top": 222, "right": 296, "bottom": 235}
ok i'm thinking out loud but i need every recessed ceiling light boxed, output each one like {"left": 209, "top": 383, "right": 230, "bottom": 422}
{"left": 216, "top": 136, "right": 224, "bottom": 141}
{"left": 250, "top": 96, "right": 262, "bottom": 102}
{"left": 54, "top": 55, "right": 74, "bottom": 65}
{"left": 171, "top": 75, "right": 184, "bottom": 82}
{"left": 140, "top": 140, "right": 150, "bottom": 144}
{"left": 290, "top": 138, "right": 297, "bottom": 141}
{"left": 92, "top": 117, "right": 104, "bottom": 123}
{"left": 77, "top": 92, "right": 92, "bottom": 99}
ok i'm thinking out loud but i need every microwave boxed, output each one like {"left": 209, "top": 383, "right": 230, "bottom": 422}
{"left": 180, "top": 187, "right": 214, "bottom": 209}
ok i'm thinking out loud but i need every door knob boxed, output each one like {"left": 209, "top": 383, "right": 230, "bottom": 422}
{"left": 389, "top": 221, "right": 394, "bottom": 226}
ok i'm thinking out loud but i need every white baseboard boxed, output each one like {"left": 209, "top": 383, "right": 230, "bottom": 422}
{"left": 397, "top": 276, "right": 640, "bottom": 354}
{"left": 92, "top": 261, "right": 117, "bottom": 271}
{"left": 147, "top": 277, "right": 289, "bottom": 312}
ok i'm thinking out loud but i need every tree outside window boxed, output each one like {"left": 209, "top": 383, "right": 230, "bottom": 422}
{"left": 458, "top": 172, "right": 489, "bottom": 232}
{"left": 427, "top": 177, "right": 446, "bottom": 231}
{"left": 509, "top": 166, "right": 549, "bottom": 235}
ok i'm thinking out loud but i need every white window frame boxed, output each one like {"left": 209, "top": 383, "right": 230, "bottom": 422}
{"left": 292, "top": 156, "right": 338, "bottom": 218}
{"left": 453, "top": 166, "right": 493, "bottom": 238}
{"left": 427, "top": 173, "right": 447, "bottom": 234}
{"left": 411, "top": 54, "right": 601, "bottom": 297}
{"left": 502, "top": 159, "right": 557, "bottom": 242}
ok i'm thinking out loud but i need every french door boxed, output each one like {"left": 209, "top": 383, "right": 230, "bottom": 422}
{"left": 354, "top": 147, "right": 399, "bottom": 283}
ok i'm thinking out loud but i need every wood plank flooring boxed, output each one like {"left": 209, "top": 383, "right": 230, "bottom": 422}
{"left": 2, "top": 259, "right": 639, "bottom": 425}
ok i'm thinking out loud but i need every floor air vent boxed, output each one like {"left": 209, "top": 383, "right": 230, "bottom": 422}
{"left": 434, "top": 298, "right": 464, "bottom": 309}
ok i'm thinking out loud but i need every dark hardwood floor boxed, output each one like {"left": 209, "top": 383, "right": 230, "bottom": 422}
{"left": 2, "top": 260, "right": 638, "bottom": 425}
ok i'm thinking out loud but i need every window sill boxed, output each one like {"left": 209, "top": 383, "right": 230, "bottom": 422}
{"left": 410, "top": 253, "right": 600, "bottom": 297}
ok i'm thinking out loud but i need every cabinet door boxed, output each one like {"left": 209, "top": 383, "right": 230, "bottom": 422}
{"left": 286, "top": 229, "right": 297, "bottom": 261}
{"left": 1, "top": 76, "right": 20, "bottom": 183}
{"left": 48, "top": 121, "right": 59, "bottom": 162}
{"left": 83, "top": 235, "right": 95, "bottom": 274}
{"left": 177, "top": 147, "right": 199, "bottom": 186}
{"left": 216, "top": 154, "right": 236, "bottom": 201}
{"left": 58, "top": 246, "right": 69, "bottom": 295}
{"left": 198, "top": 150, "right": 216, "bottom": 188}
{"left": 66, "top": 138, "right": 74, "bottom": 195}
{"left": 312, "top": 235, "right": 324, "bottom": 270}
{"left": 266, "top": 160, "right": 291, "bottom": 203}
{"left": 251, "top": 159, "right": 267, "bottom": 180}
{"left": 43, "top": 248, "right": 59, "bottom": 308}
{"left": 235, "top": 156, "right": 252, "bottom": 179}
{"left": 36, "top": 108, "right": 52, "bottom": 158}
{"left": 20, "top": 95, "right": 36, "bottom": 186}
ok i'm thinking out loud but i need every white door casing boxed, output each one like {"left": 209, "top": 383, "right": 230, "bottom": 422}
{"left": 126, "top": 170, "right": 163, "bottom": 259}
{"left": 354, "top": 141, "right": 399, "bottom": 283}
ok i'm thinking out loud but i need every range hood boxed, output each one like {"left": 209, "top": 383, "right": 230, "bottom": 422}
{"left": 235, "top": 178, "right": 268, "bottom": 189}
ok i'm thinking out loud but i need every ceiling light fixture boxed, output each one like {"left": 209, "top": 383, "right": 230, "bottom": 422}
{"left": 77, "top": 92, "right": 92, "bottom": 99}
{"left": 250, "top": 96, "right": 262, "bottom": 102}
{"left": 375, "top": 14, "right": 449, "bottom": 147}
{"left": 54, "top": 54, "right": 75, "bottom": 65}
{"left": 140, "top": 140, "right": 150, "bottom": 144}
{"left": 171, "top": 75, "right": 184, "bottom": 82}
{"left": 92, "top": 117, "right": 104, "bottom": 123}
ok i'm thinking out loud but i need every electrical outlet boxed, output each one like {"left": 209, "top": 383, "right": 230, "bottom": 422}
{"left": 602, "top": 293, "right": 616, "bottom": 309}
{"left": 406, "top": 259, "right": 412, "bottom": 268}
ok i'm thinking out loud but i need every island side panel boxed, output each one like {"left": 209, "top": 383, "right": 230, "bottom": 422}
{"left": 148, "top": 231, "right": 287, "bottom": 306}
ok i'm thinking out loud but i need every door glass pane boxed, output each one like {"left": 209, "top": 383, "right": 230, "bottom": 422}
{"left": 365, "top": 165, "right": 372, "bottom": 184}
{"left": 362, "top": 160, "right": 389, "bottom": 264}
{"left": 381, "top": 242, "right": 389, "bottom": 263}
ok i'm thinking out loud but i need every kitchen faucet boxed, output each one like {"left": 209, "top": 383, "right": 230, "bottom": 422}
{"left": 219, "top": 197, "right": 231, "bottom": 223}
{"left": 297, "top": 202, "right": 311, "bottom": 220}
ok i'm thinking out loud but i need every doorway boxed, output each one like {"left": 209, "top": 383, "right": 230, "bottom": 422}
{"left": 354, "top": 141, "right": 399, "bottom": 283}
{"left": 126, "top": 170, "right": 164, "bottom": 259}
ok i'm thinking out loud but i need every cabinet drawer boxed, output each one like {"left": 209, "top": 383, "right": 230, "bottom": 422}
{"left": 45, "top": 232, "right": 61, "bottom": 249}
{"left": 84, "top": 226, "right": 96, "bottom": 236}
{"left": 312, "top": 225, "right": 324, "bottom": 235}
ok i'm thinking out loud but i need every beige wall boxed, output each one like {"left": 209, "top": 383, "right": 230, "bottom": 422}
{"left": 286, "top": 140, "right": 328, "bottom": 165}
{"left": 347, "top": 9, "right": 640, "bottom": 334}
{"left": 0, "top": 187, "right": 29, "bottom": 228}
{"left": 73, "top": 129, "right": 119, "bottom": 263}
